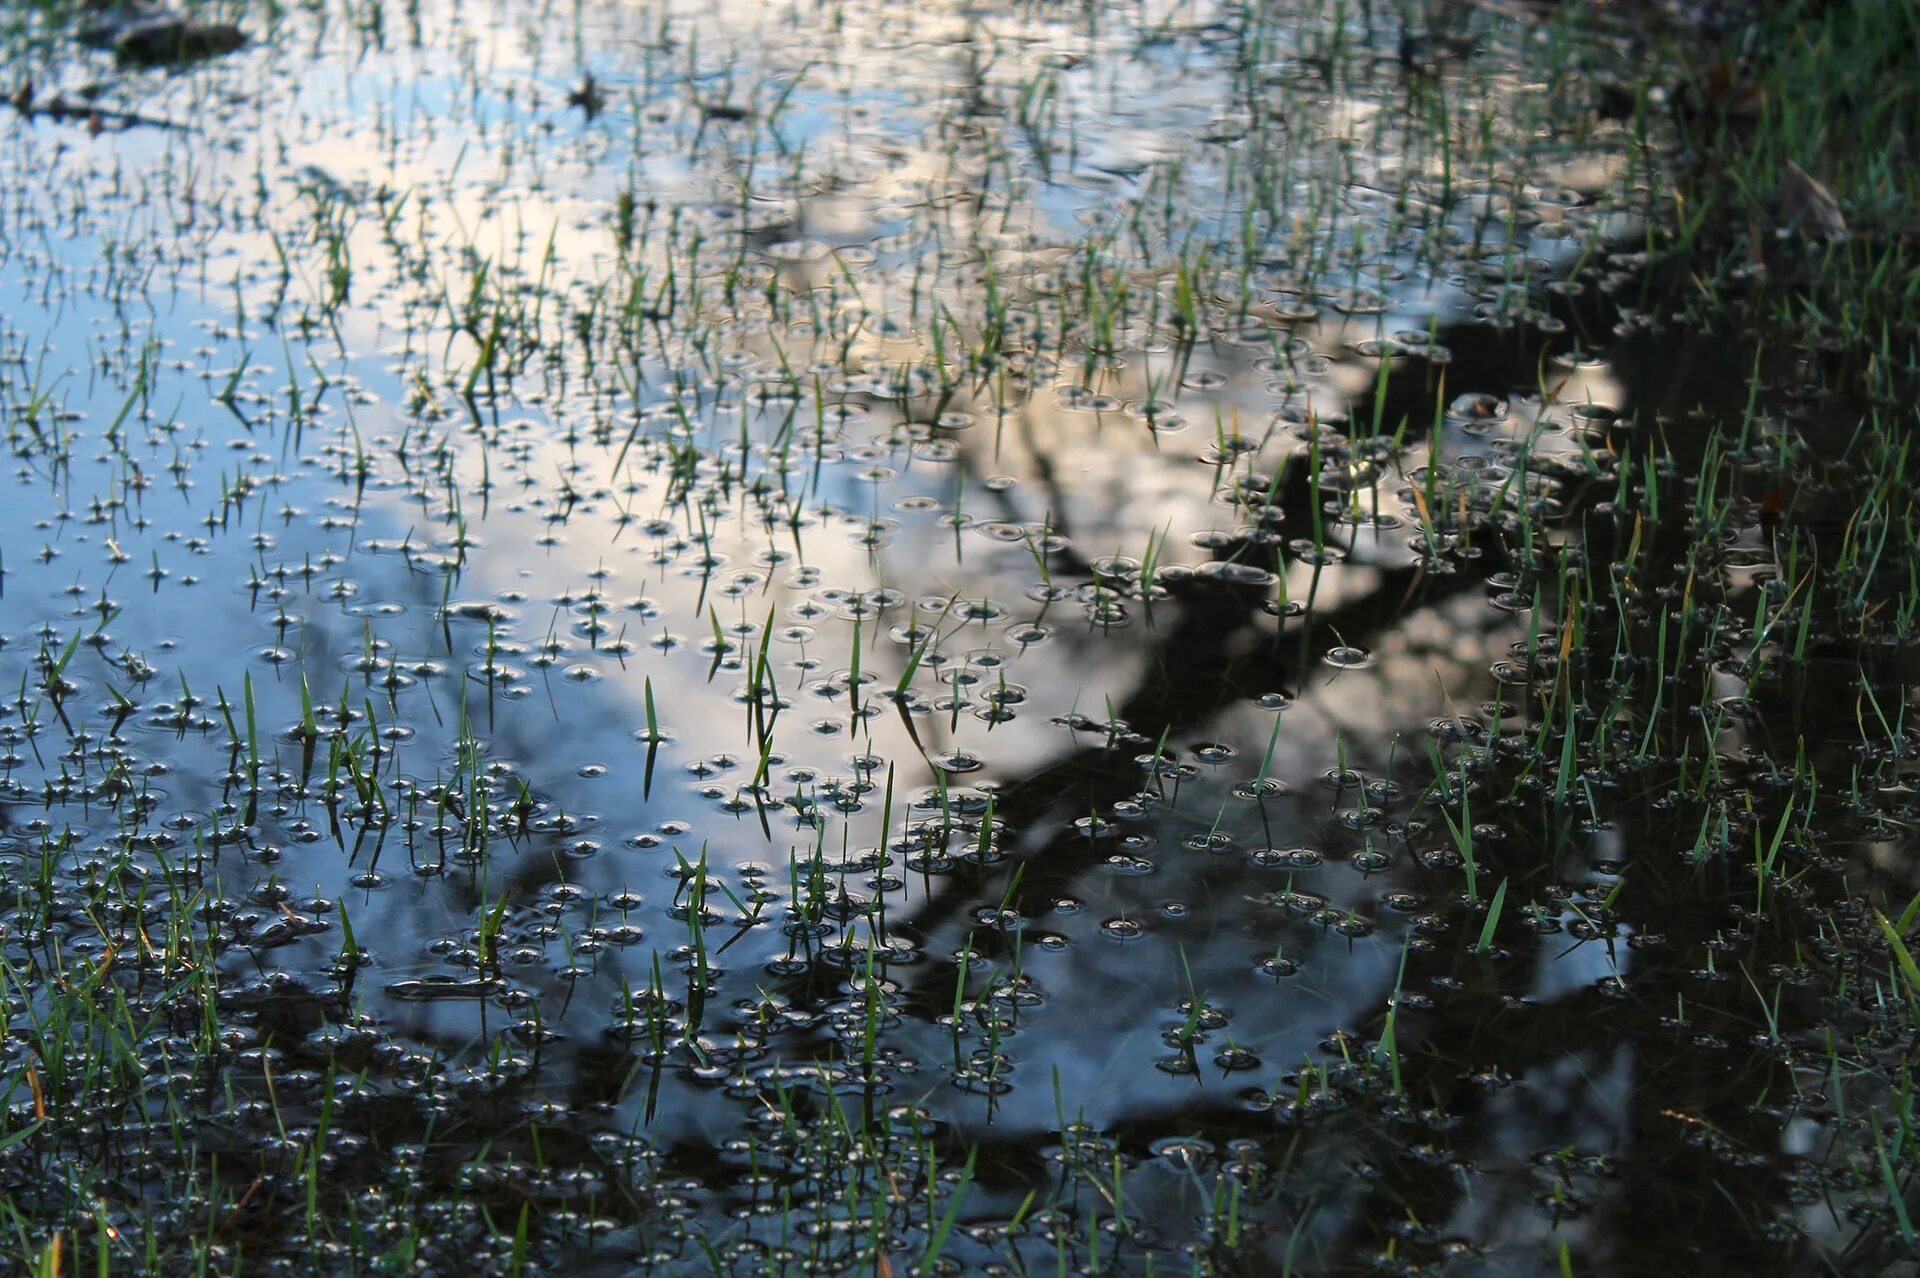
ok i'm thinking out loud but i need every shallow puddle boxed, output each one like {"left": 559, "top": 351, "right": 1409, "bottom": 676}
{"left": 1, "top": 0, "right": 1916, "bottom": 1272}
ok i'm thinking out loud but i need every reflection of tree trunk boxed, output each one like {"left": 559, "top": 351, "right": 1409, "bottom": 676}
{"left": 884, "top": 298, "right": 1581, "bottom": 986}
{"left": 890, "top": 535, "right": 1496, "bottom": 979}
{"left": 1309, "top": 911, "right": 1809, "bottom": 1273}
{"left": 1303, "top": 307, "right": 1869, "bottom": 1273}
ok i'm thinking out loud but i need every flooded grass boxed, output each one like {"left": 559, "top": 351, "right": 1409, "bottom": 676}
{"left": 0, "top": 0, "right": 1916, "bottom": 1272}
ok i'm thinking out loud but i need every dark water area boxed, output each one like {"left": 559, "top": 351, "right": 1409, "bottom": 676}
{"left": 1, "top": 1, "right": 1916, "bottom": 1273}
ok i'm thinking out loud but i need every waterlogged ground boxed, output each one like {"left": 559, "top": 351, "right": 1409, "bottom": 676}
{"left": 2, "top": 0, "right": 1918, "bottom": 1273}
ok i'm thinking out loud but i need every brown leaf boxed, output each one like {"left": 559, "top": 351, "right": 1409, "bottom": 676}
{"left": 1781, "top": 161, "right": 1848, "bottom": 240}
{"left": 1698, "top": 59, "right": 1762, "bottom": 117}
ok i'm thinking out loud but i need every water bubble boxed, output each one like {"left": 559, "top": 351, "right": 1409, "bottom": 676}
{"left": 1322, "top": 645, "right": 1374, "bottom": 670}
{"left": 1151, "top": 1137, "right": 1215, "bottom": 1167}
{"left": 1257, "top": 953, "right": 1300, "bottom": 978}
{"left": 1447, "top": 392, "right": 1507, "bottom": 422}
{"left": 1233, "top": 778, "right": 1288, "bottom": 800}
{"left": 1252, "top": 846, "right": 1322, "bottom": 869}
